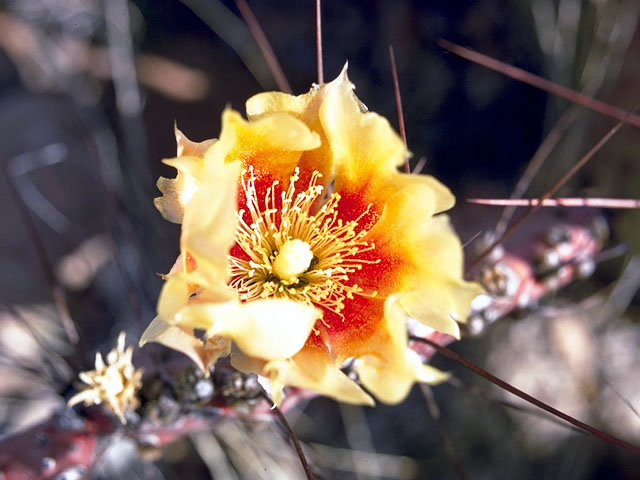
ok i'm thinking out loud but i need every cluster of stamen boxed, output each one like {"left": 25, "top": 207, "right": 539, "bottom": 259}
{"left": 229, "top": 166, "right": 378, "bottom": 316}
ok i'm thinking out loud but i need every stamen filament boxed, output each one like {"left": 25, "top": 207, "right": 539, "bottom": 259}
{"left": 229, "top": 167, "right": 379, "bottom": 315}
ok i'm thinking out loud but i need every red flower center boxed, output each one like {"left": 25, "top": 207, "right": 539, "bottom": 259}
{"left": 229, "top": 166, "right": 380, "bottom": 318}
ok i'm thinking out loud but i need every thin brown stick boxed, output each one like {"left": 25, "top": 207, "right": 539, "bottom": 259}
{"left": 604, "top": 380, "right": 640, "bottom": 421}
{"left": 466, "top": 114, "right": 627, "bottom": 276}
{"left": 468, "top": 197, "right": 640, "bottom": 208}
{"left": 493, "top": 106, "right": 580, "bottom": 238}
{"left": 462, "top": 230, "right": 483, "bottom": 249}
{"left": 4, "top": 157, "right": 79, "bottom": 345}
{"left": 420, "top": 385, "right": 468, "bottom": 480}
{"left": 389, "top": 45, "right": 409, "bottom": 173}
{"left": 593, "top": 244, "right": 628, "bottom": 264}
{"left": 260, "top": 390, "right": 315, "bottom": 480}
{"left": 315, "top": 0, "right": 323, "bottom": 85}
{"left": 438, "top": 39, "right": 640, "bottom": 129}
{"left": 234, "top": 0, "right": 292, "bottom": 94}
{"left": 545, "top": 117, "right": 628, "bottom": 199}
{"left": 412, "top": 156, "right": 427, "bottom": 175}
{"left": 445, "top": 376, "right": 583, "bottom": 434}
{"left": 100, "top": 218, "right": 146, "bottom": 331}
{"left": 83, "top": 134, "right": 153, "bottom": 336}
{"left": 411, "top": 336, "right": 640, "bottom": 457}
{"left": 3, "top": 303, "right": 68, "bottom": 385}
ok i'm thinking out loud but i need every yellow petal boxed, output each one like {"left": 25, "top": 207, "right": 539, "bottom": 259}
{"left": 209, "top": 109, "right": 321, "bottom": 183}
{"left": 414, "top": 361, "right": 450, "bottom": 385}
{"left": 157, "top": 274, "right": 191, "bottom": 321}
{"left": 179, "top": 299, "right": 321, "bottom": 360}
{"left": 175, "top": 124, "right": 217, "bottom": 157}
{"left": 154, "top": 175, "right": 189, "bottom": 224}
{"left": 230, "top": 346, "right": 268, "bottom": 375}
{"left": 355, "top": 296, "right": 448, "bottom": 404}
{"left": 368, "top": 181, "right": 482, "bottom": 333}
{"left": 259, "top": 343, "right": 374, "bottom": 407}
{"left": 153, "top": 127, "right": 216, "bottom": 223}
{"left": 180, "top": 155, "right": 240, "bottom": 289}
{"left": 222, "top": 110, "right": 321, "bottom": 153}
{"left": 377, "top": 173, "right": 456, "bottom": 223}
{"left": 407, "top": 215, "right": 465, "bottom": 280}
{"left": 154, "top": 157, "right": 202, "bottom": 224}
{"left": 246, "top": 77, "right": 338, "bottom": 188}
{"left": 139, "top": 315, "right": 174, "bottom": 347}
{"left": 401, "top": 215, "right": 483, "bottom": 329}
{"left": 398, "top": 280, "right": 481, "bottom": 338}
{"left": 246, "top": 89, "right": 317, "bottom": 120}
{"left": 139, "top": 316, "right": 230, "bottom": 373}
{"left": 318, "top": 66, "right": 406, "bottom": 193}
{"left": 397, "top": 288, "right": 462, "bottom": 339}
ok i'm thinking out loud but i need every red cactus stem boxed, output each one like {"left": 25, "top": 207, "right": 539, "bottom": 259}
{"left": 411, "top": 336, "right": 640, "bottom": 457}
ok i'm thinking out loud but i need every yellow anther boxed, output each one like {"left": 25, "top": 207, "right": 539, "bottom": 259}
{"left": 229, "top": 168, "right": 378, "bottom": 316}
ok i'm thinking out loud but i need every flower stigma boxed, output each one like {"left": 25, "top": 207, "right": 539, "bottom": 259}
{"left": 272, "top": 238, "right": 314, "bottom": 281}
{"left": 229, "top": 166, "right": 379, "bottom": 316}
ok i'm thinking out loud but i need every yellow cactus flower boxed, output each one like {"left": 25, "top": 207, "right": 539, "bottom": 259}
{"left": 68, "top": 332, "right": 143, "bottom": 424}
{"left": 141, "top": 66, "right": 481, "bottom": 406}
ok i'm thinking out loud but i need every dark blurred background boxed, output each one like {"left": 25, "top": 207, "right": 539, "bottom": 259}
{"left": 0, "top": 0, "right": 639, "bottom": 478}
